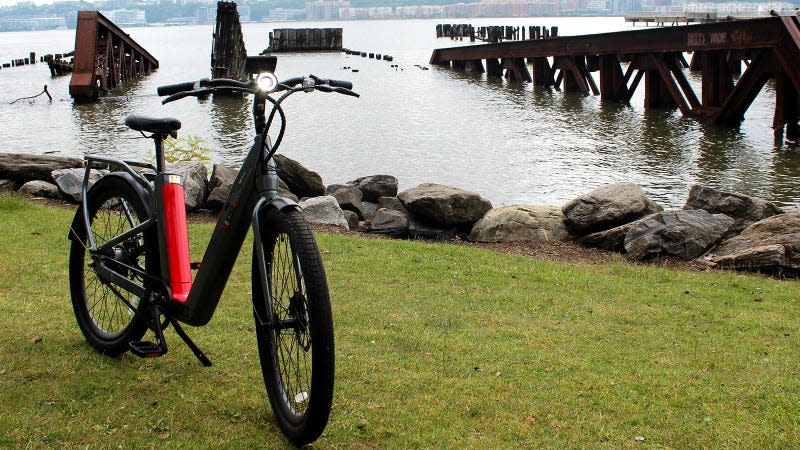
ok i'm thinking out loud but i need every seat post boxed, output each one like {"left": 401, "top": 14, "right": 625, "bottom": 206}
{"left": 154, "top": 133, "right": 166, "bottom": 173}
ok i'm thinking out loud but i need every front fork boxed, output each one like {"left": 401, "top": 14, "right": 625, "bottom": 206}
{"left": 251, "top": 156, "right": 299, "bottom": 328}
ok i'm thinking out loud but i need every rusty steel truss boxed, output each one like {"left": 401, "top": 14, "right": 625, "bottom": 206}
{"left": 430, "top": 16, "right": 800, "bottom": 141}
{"left": 69, "top": 11, "right": 158, "bottom": 101}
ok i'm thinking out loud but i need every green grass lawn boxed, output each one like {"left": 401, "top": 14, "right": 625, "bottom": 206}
{"left": 1, "top": 192, "right": 799, "bottom": 448}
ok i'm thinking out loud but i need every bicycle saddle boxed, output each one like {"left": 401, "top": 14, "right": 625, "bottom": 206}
{"left": 125, "top": 115, "right": 182, "bottom": 135}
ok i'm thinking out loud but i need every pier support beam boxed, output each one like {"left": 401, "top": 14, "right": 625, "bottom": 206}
{"left": 531, "top": 57, "right": 554, "bottom": 86}
{"left": 599, "top": 54, "right": 626, "bottom": 100}
{"left": 465, "top": 59, "right": 485, "bottom": 74}
{"left": 486, "top": 58, "right": 502, "bottom": 78}
{"left": 774, "top": 71, "right": 800, "bottom": 142}
{"left": 702, "top": 51, "right": 735, "bottom": 109}
{"left": 553, "top": 56, "right": 595, "bottom": 95}
{"left": 502, "top": 58, "right": 531, "bottom": 83}
{"left": 713, "top": 49, "right": 774, "bottom": 126}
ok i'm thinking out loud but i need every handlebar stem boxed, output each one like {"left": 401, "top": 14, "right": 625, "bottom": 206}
{"left": 253, "top": 90, "right": 268, "bottom": 135}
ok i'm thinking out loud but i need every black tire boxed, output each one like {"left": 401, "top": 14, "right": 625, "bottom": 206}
{"left": 252, "top": 208, "right": 334, "bottom": 446}
{"left": 69, "top": 175, "right": 157, "bottom": 356}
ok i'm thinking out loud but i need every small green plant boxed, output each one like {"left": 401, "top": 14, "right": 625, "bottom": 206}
{"left": 145, "top": 135, "right": 212, "bottom": 165}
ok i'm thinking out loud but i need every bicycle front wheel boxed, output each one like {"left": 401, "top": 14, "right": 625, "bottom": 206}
{"left": 69, "top": 175, "right": 157, "bottom": 356}
{"left": 252, "top": 207, "right": 334, "bottom": 446}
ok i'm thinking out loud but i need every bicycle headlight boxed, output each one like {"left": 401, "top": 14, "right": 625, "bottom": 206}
{"left": 256, "top": 72, "right": 278, "bottom": 92}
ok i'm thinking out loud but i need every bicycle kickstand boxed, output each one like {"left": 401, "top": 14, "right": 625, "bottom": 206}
{"left": 171, "top": 321, "right": 213, "bottom": 367}
{"left": 129, "top": 298, "right": 213, "bottom": 367}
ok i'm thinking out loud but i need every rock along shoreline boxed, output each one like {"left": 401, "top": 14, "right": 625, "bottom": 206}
{"left": 2, "top": 152, "right": 798, "bottom": 277}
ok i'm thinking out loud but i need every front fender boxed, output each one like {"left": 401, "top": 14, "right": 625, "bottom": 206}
{"left": 266, "top": 196, "right": 299, "bottom": 212}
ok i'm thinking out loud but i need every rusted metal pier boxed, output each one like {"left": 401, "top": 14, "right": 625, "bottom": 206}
{"left": 69, "top": 11, "right": 158, "bottom": 101}
{"left": 430, "top": 16, "right": 800, "bottom": 141}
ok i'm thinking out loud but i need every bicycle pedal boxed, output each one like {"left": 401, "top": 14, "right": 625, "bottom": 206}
{"left": 129, "top": 341, "right": 166, "bottom": 358}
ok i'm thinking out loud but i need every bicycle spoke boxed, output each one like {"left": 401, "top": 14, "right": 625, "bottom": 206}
{"left": 267, "top": 231, "right": 314, "bottom": 415}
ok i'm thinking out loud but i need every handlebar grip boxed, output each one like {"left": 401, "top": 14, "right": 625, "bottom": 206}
{"left": 157, "top": 79, "right": 208, "bottom": 96}
{"left": 326, "top": 79, "right": 353, "bottom": 90}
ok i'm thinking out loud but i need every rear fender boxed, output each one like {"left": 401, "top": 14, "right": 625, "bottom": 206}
{"left": 67, "top": 171, "right": 153, "bottom": 242}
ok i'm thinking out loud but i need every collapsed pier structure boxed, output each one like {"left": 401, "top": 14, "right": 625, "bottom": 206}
{"left": 69, "top": 11, "right": 158, "bottom": 101}
{"left": 430, "top": 15, "right": 800, "bottom": 141}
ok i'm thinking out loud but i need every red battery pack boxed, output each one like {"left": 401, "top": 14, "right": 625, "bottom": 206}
{"left": 163, "top": 175, "right": 192, "bottom": 303}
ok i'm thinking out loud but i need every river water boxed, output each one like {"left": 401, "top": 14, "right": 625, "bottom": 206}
{"left": 1, "top": 17, "right": 798, "bottom": 208}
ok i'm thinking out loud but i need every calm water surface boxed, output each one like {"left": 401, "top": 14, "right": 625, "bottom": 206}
{"left": 1, "top": 17, "right": 798, "bottom": 208}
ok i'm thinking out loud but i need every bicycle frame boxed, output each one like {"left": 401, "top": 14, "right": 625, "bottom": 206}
{"left": 72, "top": 93, "right": 297, "bottom": 327}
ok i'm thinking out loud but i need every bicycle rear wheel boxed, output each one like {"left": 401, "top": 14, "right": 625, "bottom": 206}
{"left": 69, "top": 175, "right": 156, "bottom": 356}
{"left": 252, "top": 208, "right": 334, "bottom": 446}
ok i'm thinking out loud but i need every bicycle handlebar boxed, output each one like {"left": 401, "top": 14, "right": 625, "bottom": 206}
{"left": 157, "top": 75, "right": 358, "bottom": 104}
{"left": 158, "top": 75, "right": 354, "bottom": 96}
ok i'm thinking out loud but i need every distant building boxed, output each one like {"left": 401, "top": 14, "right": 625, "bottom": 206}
{"left": 99, "top": 9, "right": 146, "bottom": 25}
{"left": 395, "top": 5, "right": 444, "bottom": 17}
{"left": 0, "top": 16, "right": 67, "bottom": 31}
{"left": 683, "top": 1, "right": 794, "bottom": 15}
{"left": 197, "top": 5, "right": 217, "bottom": 23}
{"left": 238, "top": 5, "right": 251, "bottom": 21}
{"left": 266, "top": 8, "right": 306, "bottom": 21}
{"left": 305, "top": 0, "right": 350, "bottom": 20}
{"left": 443, "top": 1, "right": 558, "bottom": 17}
{"left": 339, "top": 6, "right": 393, "bottom": 19}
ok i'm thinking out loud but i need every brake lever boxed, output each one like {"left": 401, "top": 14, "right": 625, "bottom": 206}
{"left": 332, "top": 86, "right": 360, "bottom": 98}
{"left": 314, "top": 85, "right": 359, "bottom": 98}
{"left": 162, "top": 89, "right": 206, "bottom": 104}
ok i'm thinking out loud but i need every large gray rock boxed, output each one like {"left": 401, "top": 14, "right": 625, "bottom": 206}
{"left": 343, "top": 210, "right": 360, "bottom": 230}
{"left": 205, "top": 182, "right": 230, "bottom": 211}
{"left": 360, "top": 201, "right": 379, "bottom": 221}
{"left": 378, "top": 196, "right": 407, "bottom": 213}
{"left": 468, "top": 205, "right": 569, "bottom": 243}
{"left": 205, "top": 164, "right": 236, "bottom": 211}
{"left": 397, "top": 183, "right": 492, "bottom": 228}
{"left": 326, "top": 183, "right": 349, "bottom": 195}
{"left": 576, "top": 220, "right": 640, "bottom": 252}
{"left": 0, "top": 153, "right": 83, "bottom": 184}
{"left": 299, "top": 195, "right": 348, "bottom": 230}
{"left": 370, "top": 207, "right": 409, "bottom": 237}
{"left": 348, "top": 175, "right": 398, "bottom": 202}
{"left": 18, "top": 180, "right": 62, "bottom": 199}
{"left": 624, "top": 210, "right": 734, "bottom": 260}
{"left": 274, "top": 154, "right": 325, "bottom": 198}
{"left": 683, "top": 184, "right": 782, "bottom": 236}
{"left": 708, "top": 212, "right": 800, "bottom": 273}
{"left": 208, "top": 164, "right": 236, "bottom": 191}
{"left": 51, "top": 168, "right": 104, "bottom": 202}
{"left": 562, "top": 183, "right": 662, "bottom": 236}
{"left": 331, "top": 186, "right": 364, "bottom": 218}
{"left": 168, "top": 162, "right": 208, "bottom": 211}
